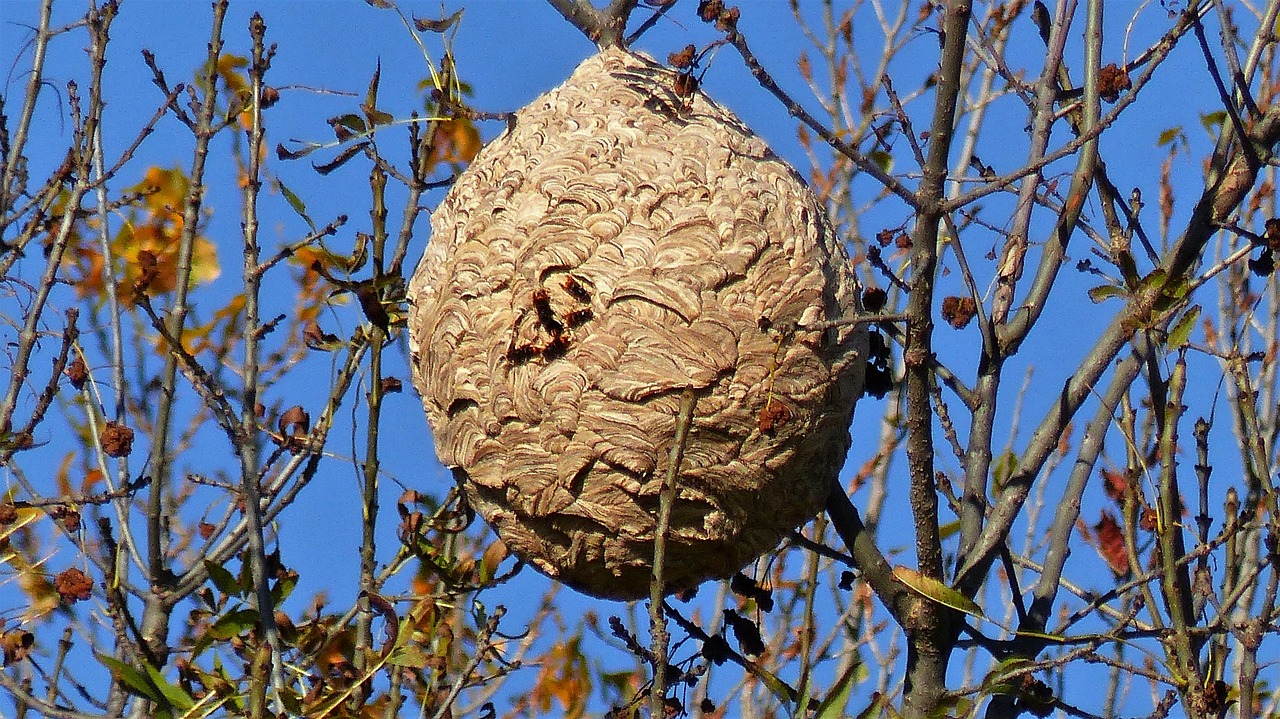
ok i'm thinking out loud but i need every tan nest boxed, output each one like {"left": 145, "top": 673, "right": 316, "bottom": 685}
{"left": 408, "top": 47, "right": 866, "bottom": 600}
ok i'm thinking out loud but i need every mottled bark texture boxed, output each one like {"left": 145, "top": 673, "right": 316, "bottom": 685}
{"left": 408, "top": 48, "right": 867, "bottom": 599}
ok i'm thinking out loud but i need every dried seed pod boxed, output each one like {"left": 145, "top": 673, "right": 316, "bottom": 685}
{"left": 408, "top": 48, "right": 867, "bottom": 599}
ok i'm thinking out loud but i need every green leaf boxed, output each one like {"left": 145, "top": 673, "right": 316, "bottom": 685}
{"left": 206, "top": 609, "right": 261, "bottom": 641}
{"left": 813, "top": 660, "right": 864, "bottom": 719}
{"left": 938, "top": 519, "right": 961, "bottom": 540}
{"left": 1136, "top": 268, "right": 1167, "bottom": 293}
{"left": 853, "top": 693, "right": 896, "bottom": 719}
{"left": 275, "top": 179, "right": 316, "bottom": 234}
{"left": 992, "top": 450, "right": 1019, "bottom": 488}
{"left": 387, "top": 644, "right": 431, "bottom": 669}
{"left": 330, "top": 113, "right": 367, "bottom": 139}
{"left": 279, "top": 688, "right": 303, "bottom": 716}
{"left": 869, "top": 149, "right": 893, "bottom": 173}
{"left": 203, "top": 559, "right": 243, "bottom": 599}
{"left": 144, "top": 663, "right": 195, "bottom": 711}
{"left": 98, "top": 654, "right": 162, "bottom": 703}
{"left": 270, "top": 569, "right": 298, "bottom": 605}
{"left": 752, "top": 665, "right": 796, "bottom": 706}
{"left": 1200, "top": 110, "right": 1227, "bottom": 136}
{"left": 1088, "top": 284, "right": 1128, "bottom": 303}
{"left": 1156, "top": 126, "right": 1184, "bottom": 147}
{"left": 893, "top": 566, "right": 985, "bottom": 620}
{"left": 1167, "top": 304, "right": 1201, "bottom": 349}
{"left": 980, "top": 656, "right": 1035, "bottom": 695}
{"left": 1160, "top": 273, "right": 1190, "bottom": 300}
{"left": 209, "top": 655, "right": 247, "bottom": 713}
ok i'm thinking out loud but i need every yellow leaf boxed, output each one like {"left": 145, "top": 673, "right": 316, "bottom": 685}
{"left": 893, "top": 566, "right": 984, "bottom": 619}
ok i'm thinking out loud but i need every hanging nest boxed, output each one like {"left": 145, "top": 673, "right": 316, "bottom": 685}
{"left": 408, "top": 48, "right": 867, "bottom": 600}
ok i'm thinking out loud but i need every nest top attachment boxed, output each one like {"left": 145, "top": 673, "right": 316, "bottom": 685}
{"left": 408, "top": 48, "right": 866, "bottom": 599}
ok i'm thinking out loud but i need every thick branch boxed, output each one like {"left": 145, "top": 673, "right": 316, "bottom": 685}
{"left": 545, "top": 0, "right": 637, "bottom": 48}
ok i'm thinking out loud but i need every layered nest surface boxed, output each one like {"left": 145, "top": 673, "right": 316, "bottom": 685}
{"left": 408, "top": 47, "right": 866, "bottom": 599}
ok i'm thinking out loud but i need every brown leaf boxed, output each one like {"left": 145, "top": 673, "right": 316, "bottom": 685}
{"left": 100, "top": 422, "right": 134, "bottom": 458}
{"left": 697, "top": 0, "right": 725, "bottom": 22}
{"left": 479, "top": 539, "right": 509, "bottom": 580}
{"left": 673, "top": 71, "right": 698, "bottom": 98}
{"left": 1097, "top": 63, "right": 1131, "bottom": 103}
{"left": 354, "top": 284, "right": 390, "bottom": 330}
{"left": 940, "top": 295, "right": 978, "bottom": 329}
{"left": 380, "top": 377, "right": 403, "bottom": 394}
{"left": 54, "top": 567, "right": 93, "bottom": 603}
{"left": 303, "top": 320, "right": 342, "bottom": 351}
{"left": 277, "top": 406, "right": 310, "bottom": 453}
{"left": 48, "top": 505, "right": 80, "bottom": 533}
{"left": 359, "top": 590, "right": 399, "bottom": 661}
{"left": 758, "top": 399, "right": 791, "bottom": 433}
{"left": 668, "top": 44, "right": 696, "bottom": 69}
{"left": 65, "top": 357, "right": 88, "bottom": 390}
{"left": 1093, "top": 511, "right": 1129, "bottom": 577}
{"left": 413, "top": 8, "right": 463, "bottom": 32}
{"left": 1138, "top": 507, "right": 1159, "bottom": 532}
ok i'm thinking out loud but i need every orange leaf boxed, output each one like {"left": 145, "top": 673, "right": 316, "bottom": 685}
{"left": 1093, "top": 511, "right": 1129, "bottom": 577}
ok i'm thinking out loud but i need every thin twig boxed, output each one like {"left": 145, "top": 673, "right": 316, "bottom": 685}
{"left": 648, "top": 387, "right": 697, "bottom": 719}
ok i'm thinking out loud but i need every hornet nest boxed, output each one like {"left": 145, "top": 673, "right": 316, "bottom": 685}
{"left": 408, "top": 47, "right": 867, "bottom": 600}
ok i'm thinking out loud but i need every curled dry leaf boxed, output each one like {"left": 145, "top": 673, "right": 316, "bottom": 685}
{"left": 1097, "top": 63, "right": 1131, "bottom": 103}
{"left": 668, "top": 44, "right": 696, "bottom": 69}
{"left": 54, "top": 567, "right": 93, "bottom": 603}
{"left": 359, "top": 590, "right": 399, "bottom": 660}
{"left": 277, "top": 406, "right": 310, "bottom": 453}
{"left": 100, "top": 422, "right": 134, "bottom": 458}
{"left": 1093, "top": 511, "right": 1129, "bottom": 577}
{"left": 413, "top": 8, "right": 463, "bottom": 33}
{"left": 757, "top": 399, "right": 792, "bottom": 434}
{"left": 1139, "top": 506, "right": 1159, "bottom": 532}
{"left": 940, "top": 295, "right": 978, "bottom": 329}
{"left": 408, "top": 48, "right": 866, "bottom": 599}
{"left": 65, "top": 357, "right": 88, "bottom": 390}
{"left": 47, "top": 505, "right": 80, "bottom": 532}
{"left": 303, "top": 320, "right": 342, "bottom": 351}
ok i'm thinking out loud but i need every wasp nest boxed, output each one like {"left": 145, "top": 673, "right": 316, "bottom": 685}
{"left": 408, "top": 48, "right": 866, "bottom": 600}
